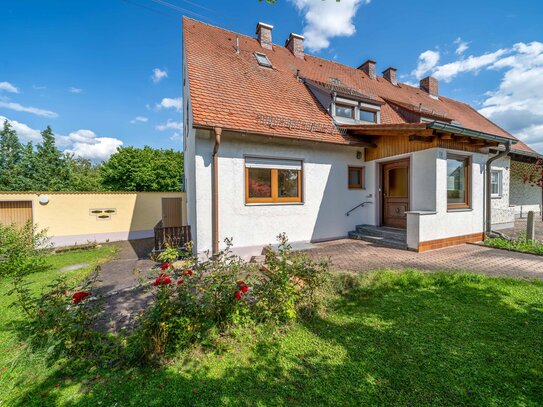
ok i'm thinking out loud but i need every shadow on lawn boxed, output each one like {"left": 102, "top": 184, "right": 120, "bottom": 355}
{"left": 12, "top": 273, "right": 543, "bottom": 406}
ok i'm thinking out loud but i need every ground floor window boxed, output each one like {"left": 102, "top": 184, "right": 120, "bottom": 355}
{"left": 348, "top": 166, "right": 365, "bottom": 189}
{"left": 245, "top": 157, "right": 302, "bottom": 204}
{"left": 447, "top": 154, "right": 471, "bottom": 209}
{"left": 490, "top": 170, "right": 503, "bottom": 197}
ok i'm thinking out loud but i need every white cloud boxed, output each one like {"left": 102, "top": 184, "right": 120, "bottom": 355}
{"left": 151, "top": 68, "right": 168, "bottom": 83}
{"left": 156, "top": 119, "right": 183, "bottom": 131}
{"left": 0, "top": 115, "right": 41, "bottom": 143}
{"left": 412, "top": 50, "right": 440, "bottom": 79}
{"left": 0, "top": 82, "right": 19, "bottom": 93}
{"left": 0, "top": 101, "right": 58, "bottom": 118}
{"left": 130, "top": 116, "right": 149, "bottom": 124}
{"left": 64, "top": 129, "right": 123, "bottom": 162}
{"left": 32, "top": 85, "right": 46, "bottom": 90}
{"left": 432, "top": 48, "right": 508, "bottom": 82}
{"left": 69, "top": 87, "right": 82, "bottom": 94}
{"left": 170, "top": 132, "right": 182, "bottom": 141}
{"left": 454, "top": 38, "right": 469, "bottom": 55}
{"left": 290, "top": 0, "right": 369, "bottom": 52}
{"left": 478, "top": 41, "right": 543, "bottom": 153}
{"left": 156, "top": 97, "right": 182, "bottom": 112}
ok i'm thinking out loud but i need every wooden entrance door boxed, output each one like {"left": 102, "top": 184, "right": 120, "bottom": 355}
{"left": 381, "top": 159, "right": 409, "bottom": 229}
{"left": 161, "top": 197, "right": 183, "bottom": 227}
{"left": 0, "top": 201, "right": 33, "bottom": 228}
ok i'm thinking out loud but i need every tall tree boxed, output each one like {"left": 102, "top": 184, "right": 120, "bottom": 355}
{"left": 65, "top": 155, "right": 102, "bottom": 191}
{"left": 33, "top": 126, "right": 71, "bottom": 190}
{"left": 100, "top": 146, "right": 183, "bottom": 191}
{"left": 0, "top": 120, "right": 23, "bottom": 190}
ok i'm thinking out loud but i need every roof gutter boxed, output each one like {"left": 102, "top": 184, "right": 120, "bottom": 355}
{"left": 485, "top": 141, "right": 511, "bottom": 237}
{"left": 427, "top": 121, "right": 516, "bottom": 145}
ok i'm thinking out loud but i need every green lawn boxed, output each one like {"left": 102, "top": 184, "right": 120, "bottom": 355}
{"left": 0, "top": 245, "right": 118, "bottom": 404}
{"left": 2, "top": 269, "right": 543, "bottom": 406}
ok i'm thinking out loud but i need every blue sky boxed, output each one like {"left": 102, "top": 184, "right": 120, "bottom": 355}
{"left": 1, "top": 0, "right": 542, "bottom": 161}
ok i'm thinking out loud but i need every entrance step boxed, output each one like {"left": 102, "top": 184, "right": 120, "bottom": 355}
{"left": 348, "top": 225, "right": 407, "bottom": 249}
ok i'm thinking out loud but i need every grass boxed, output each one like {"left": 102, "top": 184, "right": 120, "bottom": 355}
{"left": 0, "top": 244, "right": 118, "bottom": 403}
{"left": 2, "top": 268, "right": 542, "bottom": 406}
{"left": 484, "top": 236, "right": 543, "bottom": 255}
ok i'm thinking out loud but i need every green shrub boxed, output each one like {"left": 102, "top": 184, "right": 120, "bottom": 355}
{"left": 0, "top": 222, "right": 50, "bottom": 278}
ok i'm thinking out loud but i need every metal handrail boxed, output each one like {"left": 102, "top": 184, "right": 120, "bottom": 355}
{"left": 345, "top": 201, "right": 372, "bottom": 216}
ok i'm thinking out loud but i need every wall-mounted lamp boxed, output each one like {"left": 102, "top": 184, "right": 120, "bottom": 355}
{"left": 356, "top": 151, "right": 362, "bottom": 159}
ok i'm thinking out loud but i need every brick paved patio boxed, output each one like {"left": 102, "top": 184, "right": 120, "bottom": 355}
{"left": 304, "top": 239, "right": 543, "bottom": 280}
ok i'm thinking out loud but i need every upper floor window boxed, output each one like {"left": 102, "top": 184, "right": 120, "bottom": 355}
{"left": 255, "top": 52, "right": 272, "bottom": 68}
{"left": 335, "top": 104, "right": 354, "bottom": 119}
{"left": 447, "top": 155, "right": 471, "bottom": 209}
{"left": 490, "top": 170, "right": 503, "bottom": 198}
{"left": 359, "top": 109, "right": 377, "bottom": 123}
{"left": 245, "top": 157, "right": 302, "bottom": 204}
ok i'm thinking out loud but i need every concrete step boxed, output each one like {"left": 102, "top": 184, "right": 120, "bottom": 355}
{"left": 348, "top": 231, "right": 408, "bottom": 249}
{"left": 355, "top": 225, "right": 407, "bottom": 241}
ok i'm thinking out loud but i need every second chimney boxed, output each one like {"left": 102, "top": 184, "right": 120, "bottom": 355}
{"left": 382, "top": 67, "right": 397, "bottom": 85}
{"left": 256, "top": 22, "right": 273, "bottom": 50}
{"left": 420, "top": 76, "right": 439, "bottom": 97}
{"left": 358, "top": 59, "right": 376, "bottom": 80}
{"left": 286, "top": 33, "right": 304, "bottom": 59}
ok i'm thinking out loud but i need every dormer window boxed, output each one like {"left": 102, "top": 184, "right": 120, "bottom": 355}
{"left": 359, "top": 109, "right": 377, "bottom": 123}
{"left": 255, "top": 52, "right": 272, "bottom": 68}
{"left": 335, "top": 104, "right": 354, "bottom": 119}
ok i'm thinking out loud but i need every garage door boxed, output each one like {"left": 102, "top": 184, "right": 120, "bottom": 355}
{"left": 0, "top": 201, "right": 33, "bottom": 228}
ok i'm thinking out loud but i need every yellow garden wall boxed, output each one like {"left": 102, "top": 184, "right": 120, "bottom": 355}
{"left": 0, "top": 192, "right": 186, "bottom": 247}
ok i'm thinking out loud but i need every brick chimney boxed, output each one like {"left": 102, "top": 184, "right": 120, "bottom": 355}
{"left": 256, "top": 22, "right": 273, "bottom": 50}
{"left": 382, "top": 67, "right": 397, "bottom": 85}
{"left": 285, "top": 33, "right": 304, "bottom": 59}
{"left": 358, "top": 59, "right": 376, "bottom": 80}
{"left": 420, "top": 76, "right": 438, "bottom": 97}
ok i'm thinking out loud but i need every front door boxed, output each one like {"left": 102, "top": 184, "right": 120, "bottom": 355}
{"left": 381, "top": 159, "right": 409, "bottom": 229}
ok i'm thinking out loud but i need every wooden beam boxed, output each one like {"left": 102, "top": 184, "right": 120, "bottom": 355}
{"left": 440, "top": 133, "right": 453, "bottom": 140}
{"left": 409, "top": 135, "right": 434, "bottom": 143}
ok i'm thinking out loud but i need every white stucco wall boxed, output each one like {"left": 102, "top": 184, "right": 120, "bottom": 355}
{"left": 193, "top": 132, "right": 375, "bottom": 255}
{"left": 490, "top": 157, "right": 515, "bottom": 228}
{"left": 510, "top": 160, "right": 542, "bottom": 217}
{"left": 406, "top": 148, "right": 486, "bottom": 248}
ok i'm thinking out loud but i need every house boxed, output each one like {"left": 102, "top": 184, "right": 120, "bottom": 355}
{"left": 182, "top": 17, "right": 542, "bottom": 256}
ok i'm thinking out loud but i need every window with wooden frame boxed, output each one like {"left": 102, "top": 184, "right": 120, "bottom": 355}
{"left": 348, "top": 166, "right": 365, "bottom": 189}
{"left": 447, "top": 154, "right": 471, "bottom": 209}
{"left": 245, "top": 158, "right": 302, "bottom": 204}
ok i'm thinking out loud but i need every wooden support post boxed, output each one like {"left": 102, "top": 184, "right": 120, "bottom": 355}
{"left": 527, "top": 211, "right": 535, "bottom": 241}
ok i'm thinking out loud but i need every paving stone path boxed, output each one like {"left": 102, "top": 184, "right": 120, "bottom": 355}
{"left": 304, "top": 239, "right": 543, "bottom": 280}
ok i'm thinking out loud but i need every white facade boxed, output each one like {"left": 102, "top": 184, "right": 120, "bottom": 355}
{"left": 489, "top": 157, "right": 515, "bottom": 229}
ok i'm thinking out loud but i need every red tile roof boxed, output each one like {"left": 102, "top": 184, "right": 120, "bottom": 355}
{"left": 183, "top": 18, "right": 537, "bottom": 155}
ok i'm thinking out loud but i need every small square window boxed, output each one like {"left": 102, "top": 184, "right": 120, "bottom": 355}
{"left": 359, "top": 109, "right": 377, "bottom": 123}
{"left": 348, "top": 166, "right": 365, "bottom": 189}
{"left": 255, "top": 52, "right": 272, "bottom": 68}
{"left": 336, "top": 104, "right": 354, "bottom": 119}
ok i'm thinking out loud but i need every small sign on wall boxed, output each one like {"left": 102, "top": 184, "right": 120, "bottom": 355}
{"left": 89, "top": 208, "right": 117, "bottom": 221}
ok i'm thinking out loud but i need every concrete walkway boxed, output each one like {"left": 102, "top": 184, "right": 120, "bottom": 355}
{"left": 304, "top": 239, "right": 543, "bottom": 280}
{"left": 96, "top": 239, "right": 156, "bottom": 332}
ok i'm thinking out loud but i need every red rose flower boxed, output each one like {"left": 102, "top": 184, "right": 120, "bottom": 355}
{"left": 72, "top": 291, "right": 91, "bottom": 304}
{"left": 177, "top": 279, "right": 184, "bottom": 285}
{"left": 237, "top": 280, "right": 245, "bottom": 286}
{"left": 234, "top": 291, "right": 242, "bottom": 300}
{"left": 161, "top": 263, "right": 172, "bottom": 270}
{"left": 240, "top": 285, "right": 249, "bottom": 293}
{"left": 154, "top": 273, "right": 172, "bottom": 286}
{"left": 182, "top": 269, "right": 193, "bottom": 277}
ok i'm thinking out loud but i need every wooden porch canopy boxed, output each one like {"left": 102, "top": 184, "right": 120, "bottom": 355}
{"left": 341, "top": 122, "right": 516, "bottom": 147}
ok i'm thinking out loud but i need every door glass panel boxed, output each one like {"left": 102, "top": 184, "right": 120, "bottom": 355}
{"left": 388, "top": 167, "right": 408, "bottom": 197}
{"left": 248, "top": 168, "right": 272, "bottom": 198}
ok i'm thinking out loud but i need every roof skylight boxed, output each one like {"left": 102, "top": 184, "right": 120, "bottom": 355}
{"left": 255, "top": 52, "right": 272, "bottom": 68}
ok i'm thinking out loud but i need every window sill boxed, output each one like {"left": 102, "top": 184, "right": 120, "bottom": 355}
{"left": 447, "top": 208, "right": 473, "bottom": 213}
{"left": 245, "top": 202, "right": 304, "bottom": 207}
{"left": 491, "top": 195, "right": 503, "bottom": 199}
